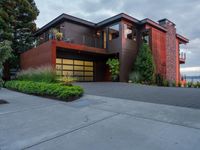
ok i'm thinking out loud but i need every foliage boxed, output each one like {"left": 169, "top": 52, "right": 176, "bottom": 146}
{"left": 0, "top": 78, "right": 4, "bottom": 88}
{"left": 0, "top": 41, "right": 12, "bottom": 68}
{"left": 5, "top": 80, "right": 84, "bottom": 101}
{"left": 178, "top": 82, "right": 182, "bottom": 87}
{"left": 171, "top": 81, "right": 176, "bottom": 87}
{"left": 55, "top": 32, "right": 63, "bottom": 41}
{"left": 129, "top": 71, "right": 141, "bottom": 83}
{"left": 0, "top": 0, "right": 39, "bottom": 78}
{"left": 134, "top": 43, "right": 155, "bottom": 84}
{"left": 106, "top": 58, "right": 120, "bottom": 81}
{"left": 57, "top": 76, "right": 77, "bottom": 86}
{"left": 155, "top": 74, "right": 163, "bottom": 86}
{"left": 187, "top": 82, "right": 192, "bottom": 88}
{"left": 163, "top": 80, "right": 169, "bottom": 87}
{"left": 16, "top": 66, "right": 57, "bottom": 83}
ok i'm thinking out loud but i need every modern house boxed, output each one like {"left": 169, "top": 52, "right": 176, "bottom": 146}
{"left": 20, "top": 13, "right": 189, "bottom": 82}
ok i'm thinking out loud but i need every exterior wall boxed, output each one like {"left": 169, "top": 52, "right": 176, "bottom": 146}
{"left": 146, "top": 25, "right": 167, "bottom": 78}
{"left": 20, "top": 40, "right": 56, "bottom": 70}
{"left": 120, "top": 20, "right": 138, "bottom": 82}
{"left": 176, "top": 38, "right": 180, "bottom": 83}
{"left": 162, "top": 22, "right": 177, "bottom": 82}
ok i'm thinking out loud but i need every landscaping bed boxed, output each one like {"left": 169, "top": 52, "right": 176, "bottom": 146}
{"left": 5, "top": 80, "right": 84, "bottom": 102}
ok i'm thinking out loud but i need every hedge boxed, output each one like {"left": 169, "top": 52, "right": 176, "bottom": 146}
{"left": 5, "top": 80, "right": 84, "bottom": 101}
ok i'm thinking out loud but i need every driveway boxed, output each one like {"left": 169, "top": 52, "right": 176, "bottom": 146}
{"left": 75, "top": 82, "right": 200, "bottom": 109}
{"left": 1, "top": 88, "right": 200, "bottom": 150}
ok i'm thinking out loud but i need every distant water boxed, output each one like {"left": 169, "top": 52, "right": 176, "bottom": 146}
{"left": 185, "top": 76, "right": 200, "bottom": 83}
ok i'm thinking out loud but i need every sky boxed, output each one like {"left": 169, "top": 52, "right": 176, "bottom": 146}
{"left": 34, "top": 0, "right": 200, "bottom": 75}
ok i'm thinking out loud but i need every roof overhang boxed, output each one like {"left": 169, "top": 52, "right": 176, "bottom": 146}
{"left": 140, "top": 19, "right": 167, "bottom": 32}
{"left": 34, "top": 14, "right": 95, "bottom": 36}
{"left": 176, "top": 34, "right": 189, "bottom": 44}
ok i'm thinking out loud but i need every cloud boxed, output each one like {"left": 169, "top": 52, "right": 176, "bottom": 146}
{"left": 34, "top": 0, "right": 200, "bottom": 70}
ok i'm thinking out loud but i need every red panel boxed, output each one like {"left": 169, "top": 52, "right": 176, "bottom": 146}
{"left": 20, "top": 41, "right": 53, "bottom": 70}
{"left": 146, "top": 25, "right": 167, "bottom": 78}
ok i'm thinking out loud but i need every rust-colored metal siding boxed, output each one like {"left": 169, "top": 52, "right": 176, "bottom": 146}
{"left": 146, "top": 24, "right": 167, "bottom": 78}
{"left": 20, "top": 41, "right": 55, "bottom": 70}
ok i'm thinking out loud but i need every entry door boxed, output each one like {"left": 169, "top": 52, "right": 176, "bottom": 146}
{"left": 56, "top": 58, "right": 94, "bottom": 81}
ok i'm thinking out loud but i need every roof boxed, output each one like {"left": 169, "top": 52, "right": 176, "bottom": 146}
{"left": 34, "top": 13, "right": 185, "bottom": 37}
{"left": 176, "top": 34, "right": 189, "bottom": 43}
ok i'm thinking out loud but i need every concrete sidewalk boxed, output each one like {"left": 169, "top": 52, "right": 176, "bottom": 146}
{"left": 1, "top": 88, "right": 200, "bottom": 150}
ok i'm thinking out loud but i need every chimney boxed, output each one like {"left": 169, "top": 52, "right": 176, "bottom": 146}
{"left": 158, "top": 19, "right": 178, "bottom": 82}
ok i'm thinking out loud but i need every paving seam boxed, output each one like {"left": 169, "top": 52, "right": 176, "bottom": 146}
{"left": 90, "top": 105, "right": 200, "bottom": 131}
{"left": 23, "top": 113, "right": 119, "bottom": 149}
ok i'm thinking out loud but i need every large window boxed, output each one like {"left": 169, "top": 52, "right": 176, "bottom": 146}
{"left": 56, "top": 58, "right": 94, "bottom": 81}
{"left": 124, "top": 24, "right": 137, "bottom": 41}
{"left": 142, "top": 30, "right": 150, "bottom": 44}
{"left": 109, "top": 24, "right": 119, "bottom": 40}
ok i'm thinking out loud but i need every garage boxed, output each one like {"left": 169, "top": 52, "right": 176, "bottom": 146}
{"left": 56, "top": 58, "right": 94, "bottom": 81}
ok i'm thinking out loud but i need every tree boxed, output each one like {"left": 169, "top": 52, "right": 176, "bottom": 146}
{"left": 0, "top": 0, "right": 39, "bottom": 80}
{"left": 134, "top": 43, "right": 155, "bottom": 84}
{"left": 0, "top": 41, "right": 12, "bottom": 68}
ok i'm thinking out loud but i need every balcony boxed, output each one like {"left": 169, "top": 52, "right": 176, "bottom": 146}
{"left": 179, "top": 52, "right": 186, "bottom": 64}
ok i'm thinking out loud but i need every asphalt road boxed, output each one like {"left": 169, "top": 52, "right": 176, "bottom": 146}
{"left": 75, "top": 82, "right": 200, "bottom": 109}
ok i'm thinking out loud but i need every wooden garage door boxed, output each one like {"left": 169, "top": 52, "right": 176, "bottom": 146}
{"left": 56, "top": 58, "right": 94, "bottom": 81}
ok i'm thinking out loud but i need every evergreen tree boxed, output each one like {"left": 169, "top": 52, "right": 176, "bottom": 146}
{"left": 134, "top": 43, "right": 155, "bottom": 84}
{"left": 0, "top": 0, "right": 39, "bottom": 79}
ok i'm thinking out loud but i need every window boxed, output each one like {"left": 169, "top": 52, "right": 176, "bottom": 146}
{"left": 56, "top": 58, "right": 94, "bottom": 81}
{"left": 109, "top": 24, "right": 119, "bottom": 40}
{"left": 142, "top": 30, "right": 150, "bottom": 44}
{"left": 124, "top": 24, "right": 137, "bottom": 41}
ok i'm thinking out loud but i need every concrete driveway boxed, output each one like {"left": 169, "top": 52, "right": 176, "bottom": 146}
{"left": 1, "top": 88, "right": 200, "bottom": 150}
{"left": 75, "top": 82, "right": 200, "bottom": 109}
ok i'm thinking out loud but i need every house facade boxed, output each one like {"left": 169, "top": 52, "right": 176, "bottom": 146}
{"left": 20, "top": 13, "right": 189, "bottom": 82}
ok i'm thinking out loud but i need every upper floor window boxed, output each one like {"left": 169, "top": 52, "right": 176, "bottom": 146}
{"left": 124, "top": 24, "right": 137, "bottom": 41}
{"left": 142, "top": 30, "right": 150, "bottom": 44}
{"left": 109, "top": 24, "right": 119, "bottom": 40}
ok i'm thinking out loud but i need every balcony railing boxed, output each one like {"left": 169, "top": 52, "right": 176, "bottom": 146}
{"left": 180, "top": 52, "right": 186, "bottom": 64}
{"left": 37, "top": 33, "right": 102, "bottom": 49}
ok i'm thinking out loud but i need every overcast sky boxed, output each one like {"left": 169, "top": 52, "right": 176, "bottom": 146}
{"left": 34, "top": 0, "right": 200, "bottom": 73}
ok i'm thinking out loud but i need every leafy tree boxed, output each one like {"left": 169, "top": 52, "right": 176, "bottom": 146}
{"left": 106, "top": 58, "right": 120, "bottom": 81}
{"left": 0, "top": 41, "right": 12, "bottom": 68}
{"left": 134, "top": 43, "right": 155, "bottom": 84}
{"left": 0, "top": 0, "right": 39, "bottom": 79}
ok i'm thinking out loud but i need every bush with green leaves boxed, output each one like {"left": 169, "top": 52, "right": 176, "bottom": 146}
{"left": 129, "top": 71, "right": 141, "bottom": 83}
{"left": 155, "top": 74, "right": 164, "bottom": 86}
{"left": 0, "top": 78, "right": 4, "bottom": 88}
{"left": 5, "top": 80, "right": 84, "bottom": 101}
{"left": 17, "top": 66, "right": 57, "bottom": 83}
{"left": 134, "top": 43, "right": 155, "bottom": 84}
{"left": 163, "top": 80, "right": 169, "bottom": 87}
{"left": 106, "top": 58, "right": 120, "bottom": 81}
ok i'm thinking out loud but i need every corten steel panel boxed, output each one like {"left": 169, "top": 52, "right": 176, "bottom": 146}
{"left": 146, "top": 24, "right": 167, "bottom": 78}
{"left": 55, "top": 40, "right": 107, "bottom": 54}
{"left": 20, "top": 40, "right": 55, "bottom": 70}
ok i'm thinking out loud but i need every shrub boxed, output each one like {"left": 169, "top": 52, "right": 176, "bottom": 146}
{"left": 134, "top": 43, "right": 155, "bottom": 84}
{"left": 171, "top": 81, "right": 176, "bottom": 87}
{"left": 178, "top": 82, "right": 182, "bottom": 87}
{"left": 187, "top": 82, "right": 192, "bottom": 88}
{"left": 155, "top": 74, "right": 164, "bottom": 86}
{"left": 0, "top": 78, "right": 4, "bottom": 88}
{"left": 163, "top": 80, "right": 169, "bottom": 87}
{"left": 129, "top": 71, "right": 141, "bottom": 83}
{"left": 5, "top": 80, "right": 84, "bottom": 101}
{"left": 17, "top": 66, "right": 57, "bottom": 83}
{"left": 106, "top": 58, "right": 120, "bottom": 81}
{"left": 197, "top": 82, "right": 200, "bottom": 88}
{"left": 57, "top": 76, "right": 77, "bottom": 86}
